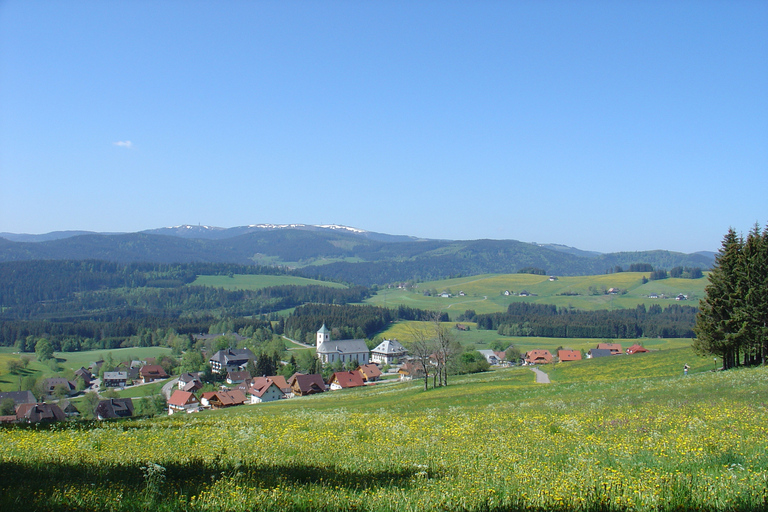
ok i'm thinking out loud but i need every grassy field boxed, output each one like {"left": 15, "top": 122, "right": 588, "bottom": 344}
{"left": 379, "top": 320, "right": 693, "bottom": 355}
{"left": 0, "top": 347, "right": 173, "bottom": 393}
{"left": 1, "top": 347, "right": 766, "bottom": 511}
{"left": 366, "top": 272, "right": 708, "bottom": 316}
{"left": 190, "top": 274, "right": 348, "bottom": 291}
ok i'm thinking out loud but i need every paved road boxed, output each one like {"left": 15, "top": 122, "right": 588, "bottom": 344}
{"left": 161, "top": 378, "right": 179, "bottom": 399}
{"left": 530, "top": 366, "right": 551, "bottom": 384}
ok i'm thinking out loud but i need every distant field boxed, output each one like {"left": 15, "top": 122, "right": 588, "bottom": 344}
{"left": 379, "top": 320, "right": 693, "bottom": 354}
{"left": 366, "top": 272, "right": 708, "bottom": 315}
{"left": 191, "top": 274, "right": 347, "bottom": 290}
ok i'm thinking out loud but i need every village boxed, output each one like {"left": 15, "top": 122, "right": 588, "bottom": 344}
{"left": 0, "top": 324, "right": 653, "bottom": 424}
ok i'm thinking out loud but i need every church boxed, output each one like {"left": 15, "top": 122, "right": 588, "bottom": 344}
{"left": 315, "top": 324, "right": 370, "bottom": 365}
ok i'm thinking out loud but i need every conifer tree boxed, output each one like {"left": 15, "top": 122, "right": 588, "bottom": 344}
{"left": 693, "top": 228, "right": 744, "bottom": 369}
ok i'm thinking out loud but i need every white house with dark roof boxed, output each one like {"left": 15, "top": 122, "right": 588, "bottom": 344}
{"left": 315, "top": 324, "right": 369, "bottom": 365}
{"left": 370, "top": 339, "right": 407, "bottom": 365}
{"left": 208, "top": 348, "right": 256, "bottom": 374}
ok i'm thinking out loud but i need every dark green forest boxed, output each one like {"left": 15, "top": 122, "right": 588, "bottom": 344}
{"left": 474, "top": 302, "right": 698, "bottom": 338}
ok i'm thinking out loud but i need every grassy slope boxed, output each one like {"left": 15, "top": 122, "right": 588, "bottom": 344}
{"left": 2, "top": 350, "right": 766, "bottom": 511}
{"left": 365, "top": 272, "right": 708, "bottom": 315}
{"left": 190, "top": 274, "right": 347, "bottom": 290}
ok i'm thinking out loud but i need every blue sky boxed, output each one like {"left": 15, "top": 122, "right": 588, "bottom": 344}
{"left": 1, "top": 1, "right": 766, "bottom": 254}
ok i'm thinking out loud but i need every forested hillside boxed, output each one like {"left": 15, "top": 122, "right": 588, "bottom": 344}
{"left": 0, "top": 228, "right": 713, "bottom": 285}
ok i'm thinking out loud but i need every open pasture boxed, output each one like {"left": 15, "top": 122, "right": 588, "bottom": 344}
{"left": 2, "top": 348, "right": 766, "bottom": 512}
{"left": 191, "top": 274, "right": 347, "bottom": 291}
{"left": 366, "top": 273, "right": 708, "bottom": 315}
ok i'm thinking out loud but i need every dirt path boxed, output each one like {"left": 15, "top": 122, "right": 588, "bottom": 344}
{"left": 530, "top": 366, "right": 550, "bottom": 384}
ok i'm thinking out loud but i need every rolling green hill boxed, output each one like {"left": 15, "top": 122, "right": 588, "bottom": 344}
{"left": 365, "top": 272, "right": 707, "bottom": 315}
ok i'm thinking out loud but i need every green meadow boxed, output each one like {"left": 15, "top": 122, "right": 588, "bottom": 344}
{"left": 366, "top": 272, "right": 708, "bottom": 315}
{"left": 2, "top": 348, "right": 766, "bottom": 511}
{"left": 190, "top": 274, "right": 347, "bottom": 291}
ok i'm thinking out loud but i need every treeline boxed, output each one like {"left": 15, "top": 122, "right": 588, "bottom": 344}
{"left": 694, "top": 225, "right": 768, "bottom": 369}
{"left": 474, "top": 302, "right": 698, "bottom": 338}
{"left": 0, "top": 260, "right": 294, "bottom": 308}
{"left": 607, "top": 263, "right": 703, "bottom": 280}
{"left": 284, "top": 304, "right": 448, "bottom": 345}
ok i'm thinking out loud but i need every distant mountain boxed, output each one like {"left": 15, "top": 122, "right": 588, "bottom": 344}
{"left": 0, "top": 224, "right": 716, "bottom": 286}
{"left": 0, "top": 230, "right": 103, "bottom": 242}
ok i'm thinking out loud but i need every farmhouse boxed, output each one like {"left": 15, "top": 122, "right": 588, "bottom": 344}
{"left": 43, "top": 378, "right": 77, "bottom": 397}
{"left": 626, "top": 344, "right": 650, "bottom": 355}
{"left": 398, "top": 361, "right": 425, "bottom": 381}
{"left": 139, "top": 365, "right": 169, "bottom": 383}
{"left": 200, "top": 390, "right": 246, "bottom": 409}
{"left": 370, "top": 338, "right": 407, "bottom": 364}
{"left": 0, "top": 391, "right": 36, "bottom": 408}
{"left": 315, "top": 324, "right": 369, "bottom": 365}
{"left": 74, "top": 367, "right": 93, "bottom": 386}
{"left": 357, "top": 363, "right": 382, "bottom": 382}
{"left": 226, "top": 371, "right": 251, "bottom": 385}
{"left": 248, "top": 377, "right": 285, "bottom": 403}
{"left": 477, "top": 350, "right": 501, "bottom": 365}
{"left": 178, "top": 372, "right": 203, "bottom": 390}
{"left": 96, "top": 398, "right": 134, "bottom": 420}
{"left": 16, "top": 403, "right": 66, "bottom": 424}
{"left": 102, "top": 371, "right": 128, "bottom": 388}
{"left": 288, "top": 373, "right": 326, "bottom": 396}
{"left": 587, "top": 349, "right": 613, "bottom": 358}
{"left": 557, "top": 349, "right": 582, "bottom": 362}
{"left": 328, "top": 371, "right": 365, "bottom": 390}
{"left": 208, "top": 348, "right": 256, "bottom": 374}
{"left": 524, "top": 350, "right": 553, "bottom": 365}
{"left": 167, "top": 390, "right": 200, "bottom": 415}
{"left": 596, "top": 343, "right": 623, "bottom": 356}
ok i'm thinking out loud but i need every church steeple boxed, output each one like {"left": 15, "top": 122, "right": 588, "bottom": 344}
{"left": 317, "top": 323, "right": 331, "bottom": 348}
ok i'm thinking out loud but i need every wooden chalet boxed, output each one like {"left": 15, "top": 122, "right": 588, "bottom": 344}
{"left": 357, "top": 364, "right": 382, "bottom": 382}
{"left": 288, "top": 373, "right": 326, "bottom": 396}
{"left": 557, "top": 349, "right": 582, "bottom": 362}
{"left": 626, "top": 344, "right": 650, "bottom": 355}
{"left": 524, "top": 350, "right": 553, "bottom": 365}
{"left": 328, "top": 371, "right": 365, "bottom": 390}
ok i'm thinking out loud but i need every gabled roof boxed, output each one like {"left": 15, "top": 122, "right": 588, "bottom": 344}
{"left": 357, "top": 364, "right": 382, "bottom": 380}
{"left": 209, "top": 348, "right": 256, "bottom": 365}
{"left": 17, "top": 403, "right": 66, "bottom": 423}
{"left": 525, "top": 350, "right": 553, "bottom": 363}
{"left": 226, "top": 371, "right": 251, "bottom": 382}
{"left": 557, "top": 349, "right": 582, "bottom": 362}
{"left": 249, "top": 379, "right": 283, "bottom": 398}
{"left": 288, "top": 373, "right": 326, "bottom": 395}
{"left": 588, "top": 348, "right": 613, "bottom": 358}
{"left": 371, "top": 339, "right": 407, "bottom": 355}
{"left": 44, "top": 378, "right": 77, "bottom": 393}
{"left": 626, "top": 344, "right": 650, "bottom": 354}
{"left": 179, "top": 372, "right": 202, "bottom": 384}
{"left": 596, "top": 343, "right": 623, "bottom": 355}
{"left": 329, "top": 371, "right": 365, "bottom": 389}
{"left": 96, "top": 398, "right": 134, "bottom": 419}
{"left": 140, "top": 365, "right": 169, "bottom": 379}
{"left": 0, "top": 391, "right": 36, "bottom": 406}
{"left": 168, "top": 390, "right": 199, "bottom": 407}
{"left": 103, "top": 371, "right": 128, "bottom": 380}
{"left": 316, "top": 338, "right": 369, "bottom": 355}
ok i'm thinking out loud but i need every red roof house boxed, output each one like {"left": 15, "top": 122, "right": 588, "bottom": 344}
{"left": 328, "top": 371, "right": 365, "bottom": 390}
{"left": 524, "top": 350, "right": 553, "bottom": 365}
{"left": 596, "top": 343, "right": 623, "bottom": 356}
{"left": 557, "top": 349, "right": 582, "bottom": 362}
{"left": 626, "top": 344, "right": 650, "bottom": 355}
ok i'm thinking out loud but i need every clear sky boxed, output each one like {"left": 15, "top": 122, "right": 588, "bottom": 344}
{"left": 1, "top": 1, "right": 766, "bottom": 254}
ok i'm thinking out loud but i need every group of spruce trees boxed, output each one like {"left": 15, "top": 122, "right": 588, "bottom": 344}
{"left": 694, "top": 225, "right": 768, "bottom": 368}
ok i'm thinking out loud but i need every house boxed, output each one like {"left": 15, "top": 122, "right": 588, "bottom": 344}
{"left": 357, "top": 364, "right": 382, "bottom": 382}
{"left": 178, "top": 372, "right": 203, "bottom": 390}
{"left": 226, "top": 371, "right": 251, "bottom": 385}
{"left": 74, "top": 367, "right": 93, "bottom": 387}
{"left": 315, "top": 324, "right": 369, "bottom": 365}
{"left": 208, "top": 348, "right": 256, "bottom": 374}
{"left": 16, "top": 403, "right": 66, "bottom": 423}
{"left": 675, "top": 294, "right": 688, "bottom": 301}
{"left": 167, "top": 390, "right": 200, "bottom": 415}
{"left": 0, "top": 391, "right": 37, "bottom": 408}
{"left": 248, "top": 378, "right": 284, "bottom": 404}
{"left": 398, "top": 361, "right": 425, "bottom": 381}
{"left": 649, "top": 293, "right": 659, "bottom": 299}
{"left": 328, "top": 371, "right": 365, "bottom": 390}
{"left": 503, "top": 290, "right": 511, "bottom": 296}
{"left": 139, "top": 365, "right": 169, "bottom": 384}
{"left": 200, "top": 390, "right": 246, "bottom": 409}
{"left": 557, "top": 349, "right": 582, "bottom": 362}
{"left": 549, "top": 276, "right": 558, "bottom": 281}
{"left": 265, "top": 375, "right": 290, "bottom": 394}
{"left": 102, "top": 371, "right": 128, "bottom": 388}
{"left": 626, "top": 344, "right": 650, "bottom": 355}
{"left": 43, "top": 378, "right": 77, "bottom": 398}
{"left": 288, "top": 373, "right": 326, "bottom": 397}
{"left": 439, "top": 292, "right": 451, "bottom": 298}
{"left": 370, "top": 339, "right": 407, "bottom": 365}
{"left": 477, "top": 350, "right": 501, "bottom": 365}
{"left": 596, "top": 343, "right": 623, "bottom": 356}
{"left": 524, "top": 350, "right": 553, "bottom": 365}
{"left": 58, "top": 399, "right": 80, "bottom": 417}
{"left": 96, "top": 398, "right": 134, "bottom": 420}
{"left": 587, "top": 349, "right": 613, "bottom": 358}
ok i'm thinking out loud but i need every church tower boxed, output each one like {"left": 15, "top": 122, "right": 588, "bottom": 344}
{"left": 317, "top": 324, "right": 331, "bottom": 349}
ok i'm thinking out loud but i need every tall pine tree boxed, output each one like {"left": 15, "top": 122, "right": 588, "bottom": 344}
{"left": 693, "top": 228, "right": 744, "bottom": 369}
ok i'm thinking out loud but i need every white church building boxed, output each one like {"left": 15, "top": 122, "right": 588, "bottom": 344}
{"left": 315, "top": 324, "right": 370, "bottom": 365}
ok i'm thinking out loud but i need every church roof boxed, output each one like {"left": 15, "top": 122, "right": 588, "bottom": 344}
{"left": 317, "top": 324, "right": 330, "bottom": 334}
{"left": 316, "top": 338, "right": 369, "bottom": 354}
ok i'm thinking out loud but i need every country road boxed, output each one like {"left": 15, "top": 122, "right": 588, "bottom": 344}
{"left": 530, "top": 366, "right": 551, "bottom": 384}
{"left": 446, "top": 295, "right": 488, "bottom": 309}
